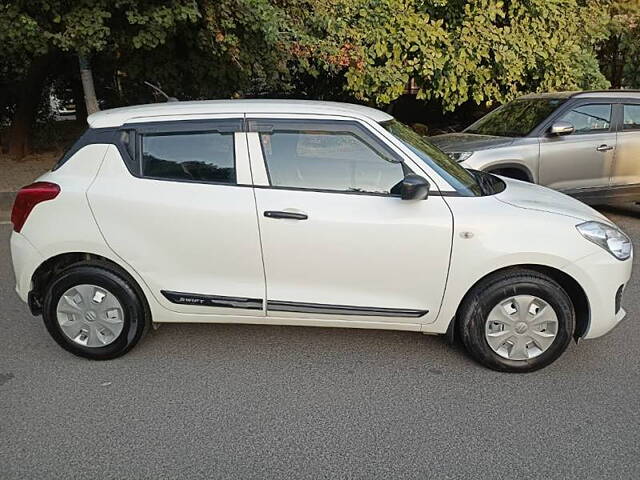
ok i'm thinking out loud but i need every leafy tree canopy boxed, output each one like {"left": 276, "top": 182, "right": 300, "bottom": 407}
{"left": 315, "top": 0, "right": 611, "bottom": 109}
{"left": 599, "top": 0, "right": 640, "bottom": 88}
{"left": 0, "top": 0, "right": 634, "bottom": 159}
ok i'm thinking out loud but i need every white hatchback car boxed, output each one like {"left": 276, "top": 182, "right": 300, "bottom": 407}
{"left": 10, "top": 100, "right": 633, "bottom": 372}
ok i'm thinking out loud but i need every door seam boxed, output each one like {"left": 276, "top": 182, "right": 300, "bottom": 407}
{"left": 244, "top": 119, "right": 269, "bottom": 317}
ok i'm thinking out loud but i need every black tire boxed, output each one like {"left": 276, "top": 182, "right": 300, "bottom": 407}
{"left": 42, "top": 264, "right": 149, "bottom": 360}
{"left": 458, "top": 269, "right": 574, "bottom": 373}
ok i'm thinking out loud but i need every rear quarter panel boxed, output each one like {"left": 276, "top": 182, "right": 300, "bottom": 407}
{"left": 20, "top": 144, "right": 110, "bottom": 259}
{"left": 16, "top": 144, "right": 162, "bottom": 316}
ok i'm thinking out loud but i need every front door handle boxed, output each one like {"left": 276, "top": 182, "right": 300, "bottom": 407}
{"left": 264, "top": 210, "right": 308, "bottom": 220}
{"left": 596, "top": 144, "right": 614, "bottom": 152}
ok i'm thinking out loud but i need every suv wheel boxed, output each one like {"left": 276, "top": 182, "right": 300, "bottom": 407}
{"left": 42, "top": 265, "right": 148, "bottom": 360}
{"left": 458, "top": 269, "right": 574, "bottom": 372}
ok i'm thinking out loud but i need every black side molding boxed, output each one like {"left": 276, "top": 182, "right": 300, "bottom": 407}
{"left": 267, "top": 300, "right": 428, "bottom": 318}
{"left": 161, "top": 291, "right": 263, "bottom": 310}
{"left": 161, "top": 291, "right": 428, "bottom": 318}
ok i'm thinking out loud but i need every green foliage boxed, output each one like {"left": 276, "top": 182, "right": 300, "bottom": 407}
{"left": 0, "top": 0, "right": 634, "bottom": 125}
{"left": 598, "top": 0, "right": 640, "bottom": 88}
{"left": 0, "top": 0, "right": 317, "bottom": 109}
{"left": 0, "top": 1, "right": 201, "bottom": 81}
{"left": 108, "top": 0, "right": 319, "bottom": 102}
{"left": 317, "top": 0, "right": 611, "bottom": 109}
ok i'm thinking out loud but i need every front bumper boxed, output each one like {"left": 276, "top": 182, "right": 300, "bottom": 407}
{"left": 563, "top": 250, "right": 633, "bottom": 339}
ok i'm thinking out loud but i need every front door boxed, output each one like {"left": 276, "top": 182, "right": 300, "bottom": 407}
{"left": 88, "top": 117, "right": 266, "bottom": 316}
{"left": 539, "top": 102, "right": 616, "bottom": 192}
{"left": 611, "top": 103, "right": 640, "bottom": 188}
{"left": 247, "top": 118, "right": 453, "bottom": 326}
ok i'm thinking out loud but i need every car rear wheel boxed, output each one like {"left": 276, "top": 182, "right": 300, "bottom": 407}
{"left": 42, "top": 265, "right": 148, "bottom": 359}
{"left": 458, "top": 269, "right": 574, "bottom": 372}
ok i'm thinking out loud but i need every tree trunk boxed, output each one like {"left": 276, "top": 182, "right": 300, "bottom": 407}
{"left": 78, "top": 53, "right": 99, "bottom": 115}
{"left": 71, "top": 73, "right": 88, "bottom": 125}
{"left": 7, "top": 55, "right": 52, "bottom": 159}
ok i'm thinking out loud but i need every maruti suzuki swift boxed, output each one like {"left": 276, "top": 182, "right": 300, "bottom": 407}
{"left": 9, "top": 100, "right": 633, "bottom": 372}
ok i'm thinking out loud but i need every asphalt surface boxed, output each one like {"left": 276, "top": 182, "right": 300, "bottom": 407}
{"left": 1, "top": 206, "right": 640, "bottom": 480}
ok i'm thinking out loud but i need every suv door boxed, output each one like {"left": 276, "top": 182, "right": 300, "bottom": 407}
{"left": 88, "top": 117, "right": 267, "bottom": 316}
{"left": 538, "top": 102, "right": 616, "bottom": 192}
{"left": 247, "top": 117, "right": 453, "bottom": 326}
{"left": 610, "top": 103, "right": 640, "bottom": 191}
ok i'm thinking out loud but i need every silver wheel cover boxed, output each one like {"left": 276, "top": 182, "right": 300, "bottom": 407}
{"left": 485, "top": 295, "right": 559, "bottom": 361}
{"left": 56, "top": 284, "right": 125, "bottom": 348}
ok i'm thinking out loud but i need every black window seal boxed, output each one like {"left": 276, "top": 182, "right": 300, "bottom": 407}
{"left": 133, "top": 118, "right": 242, "bottom": 134}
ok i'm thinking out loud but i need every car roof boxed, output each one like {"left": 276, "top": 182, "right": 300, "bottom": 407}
{"left": 87, "top": 99, "right": 393, "bottom": 128}
{"left": 519, "top": 90, "right": 640, "bottom": 100}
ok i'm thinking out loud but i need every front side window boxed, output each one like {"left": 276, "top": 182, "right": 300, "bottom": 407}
{"left": 141, "top": 131, "right": 235, "bottom": 183}
{"left": 557, "top": 104, "right": 612, "bottom": 134}
{"left": 465, "top": 98, "right": 567, "bottom": 137}
{"left": 255, "top": 120, "right": 405, "bottom": 195}
{"left": 623, "top": 104, "right": 640, "bottom": 131}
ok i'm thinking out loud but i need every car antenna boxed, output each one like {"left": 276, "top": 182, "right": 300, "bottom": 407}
{"left": 144, "top": 81, "right": 179, "bottom": 102}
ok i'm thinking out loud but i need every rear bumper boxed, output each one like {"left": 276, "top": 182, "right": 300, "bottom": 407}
{"left": 563, "top": 250, "right": 633, "bottom": 339}
{"left": 10, "top": 231, "right": 43, "bottom": 304}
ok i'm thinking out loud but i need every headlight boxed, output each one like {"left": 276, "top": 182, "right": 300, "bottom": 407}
{"left": 448, "top": 151, "right": 473, "bottom": 162}
{"left": 576, "top": 221, "right": 632, "bottom": 260}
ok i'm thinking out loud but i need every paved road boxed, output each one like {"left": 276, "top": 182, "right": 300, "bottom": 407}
{"left": 1, "top": 206, "right": 640, "bottom": 479}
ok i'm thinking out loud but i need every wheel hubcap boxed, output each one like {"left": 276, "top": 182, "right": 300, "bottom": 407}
{"left": 484, "top": 295, "right": 559, "bottom": 361}
{"left": 56, "top": 284, "right": 125, "bottom": 348}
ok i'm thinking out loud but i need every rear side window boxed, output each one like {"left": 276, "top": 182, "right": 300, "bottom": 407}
{"left": 557, "top": 104, "right": 612, "bottom": 134}
{"left": 141, "top": 131, "right": 236, "bottom": 184}
{"left": 623, "top": 105, "right": 640, "bottom": 131}
{"left": 252, "top": 120, "right": 405, "bottom": 195}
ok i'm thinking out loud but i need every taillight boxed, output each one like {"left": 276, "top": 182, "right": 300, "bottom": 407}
{"left": 11, "top": 182, "right": 61, "bottom": 233}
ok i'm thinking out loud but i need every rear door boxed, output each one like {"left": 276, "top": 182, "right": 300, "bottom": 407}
{"left": 610, "top": 103, "right": 640, "bottom": 188}
{"left": 539, "top": 102, "right": 616, "bottom": 192}
{"left": 246, "top": 116, "right": 453, "bottom": 327}
{"left": 88, "top": 116, "right": 267, "bottom": 317}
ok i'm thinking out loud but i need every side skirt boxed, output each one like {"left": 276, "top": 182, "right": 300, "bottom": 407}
{"left": 150, "top": 311, "right": 424, "bottom": 331}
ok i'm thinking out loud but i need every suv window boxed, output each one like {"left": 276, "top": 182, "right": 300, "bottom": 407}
{"left": 557, "top": 104, "right": 612, "bottom": 134}
{"left": 141, "top": 131, "right": 235, "bottom": 183}
{"left": 623, "top": 104, "right": 640, "bottom": 131}
{"left": 253, "top": 120, "right": 405, "bottom": 195}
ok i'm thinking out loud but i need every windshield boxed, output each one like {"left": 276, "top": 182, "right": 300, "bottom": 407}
{"left": 381, "top": 120, "right": 483, "bottom": 196}
{"left": 465, "top": 98, "right": 567, "bottom": 137}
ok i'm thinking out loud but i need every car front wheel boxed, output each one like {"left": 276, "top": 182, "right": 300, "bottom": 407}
{"left": 458, "top": 269, "right": 575, "bottom": 372}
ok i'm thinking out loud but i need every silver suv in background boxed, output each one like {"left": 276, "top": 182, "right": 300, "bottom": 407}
{"left": 430, "top": 91, "right": 640, "bottom": 204}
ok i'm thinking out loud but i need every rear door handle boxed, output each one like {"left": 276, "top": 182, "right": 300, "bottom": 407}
{"left": 596, "top": 144, "right": 614, "bottom": 152}
{"left": 264, "top": 210, "right": 308, "bottom": 220}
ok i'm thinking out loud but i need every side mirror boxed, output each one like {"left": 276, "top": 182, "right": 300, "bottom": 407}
{"left": 401, "top": 174, "right": 430, "bottom": 200}
{"left": 549, "top": 121, "right": 575, "bottom": 136}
